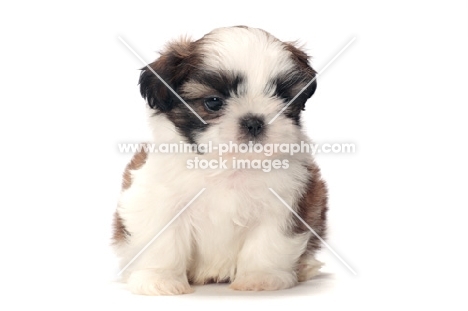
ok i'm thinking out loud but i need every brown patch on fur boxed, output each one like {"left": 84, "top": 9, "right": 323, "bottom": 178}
{"left": 122, "top": 145, "right": 148, "bottom": 190}
{"left": 180, "top": 81, "right": 215, "bottom": 99}
{"left": 112, "top": 146, "right": 149, "bottom": 244}
{"left": 138, "top": 38, "right": 217, "bottom": 143}
{"left": 281, "top": 42, "right": 317, "bottom": 123}
{"left": 283, "top": 42, "right": 315, "bottom": 74}
{"left": 139, "top": 39, "right": 202, "bottom": 112}
{"left": 112, "top": 211, "right": 130, "bottom": 244}
{"left": 295, "top": 162, "right": 328, "bottom": 254}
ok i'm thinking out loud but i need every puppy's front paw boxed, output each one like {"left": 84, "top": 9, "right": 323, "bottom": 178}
{"left": 230, "top": 271, "right": 297, "bottom": 291}
{"left": 128, "top": 270, "right": 194, "bottom": 296}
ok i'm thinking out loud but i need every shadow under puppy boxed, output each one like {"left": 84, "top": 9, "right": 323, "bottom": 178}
{"left": 113, "top": 26, "right": 328, "bottom": 295}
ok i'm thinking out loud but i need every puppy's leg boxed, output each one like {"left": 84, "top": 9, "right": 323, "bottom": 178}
{"left": 122, "top": 219, "right": 194, "bottom": 295}
{"left": 123, "top": 221, "right": 194, "bottom": 295}
{"left": 230, "top": 222, "right": 310, "bottom": 291}
{"left": 117, "top": 191, "right": 194, "bottom": 295}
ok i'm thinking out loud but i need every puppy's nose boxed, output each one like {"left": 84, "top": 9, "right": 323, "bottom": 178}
{"left": 240, "top": 115, "right": 265, "bottom": 137}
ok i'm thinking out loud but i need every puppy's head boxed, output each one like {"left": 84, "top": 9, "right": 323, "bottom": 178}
{"left": 140, "top": 26, "right": 317, "bottom": 149}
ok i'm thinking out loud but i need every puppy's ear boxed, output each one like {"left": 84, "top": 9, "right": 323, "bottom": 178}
{"left": 139, "top": 38, "right": 193, "bottom": 112}
{"left": 284, "top": 42, "right": 317, "bottom": 100}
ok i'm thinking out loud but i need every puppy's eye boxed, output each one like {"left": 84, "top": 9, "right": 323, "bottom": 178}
{"left": 204, "top": 96, "right": 224, "bottom": 111}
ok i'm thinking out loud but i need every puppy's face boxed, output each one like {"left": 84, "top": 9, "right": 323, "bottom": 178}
{"left": 140, "top": 27, "right": 317, "bottom": 155}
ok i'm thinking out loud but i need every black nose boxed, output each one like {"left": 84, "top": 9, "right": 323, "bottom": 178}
{"left": 240, "top": 115, "right": 265, "bottom": 137}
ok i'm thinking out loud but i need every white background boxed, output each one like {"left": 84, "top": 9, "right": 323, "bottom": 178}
{"left": 1, "top": 0, "right": 467, "bottom": 310}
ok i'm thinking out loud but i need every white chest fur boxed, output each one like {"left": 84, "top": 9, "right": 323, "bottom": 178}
{"left": 117, "top": 152, "right": 310, "bottom": 285}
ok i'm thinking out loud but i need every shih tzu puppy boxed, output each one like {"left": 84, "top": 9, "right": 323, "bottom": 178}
{"left": 113, "top": 26, "right": 328, "bottom": 295}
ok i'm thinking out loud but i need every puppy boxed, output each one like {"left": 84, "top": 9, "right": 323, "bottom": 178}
{"left": 113, "top": 26, "right": 328, "bottom": 295}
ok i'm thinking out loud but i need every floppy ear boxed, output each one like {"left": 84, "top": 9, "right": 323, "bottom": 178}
{"left": 284, "top": 42, "right": 317, "bottom": 100}
{"left": 139, "top": 39, "right": 193, "bottom": 112}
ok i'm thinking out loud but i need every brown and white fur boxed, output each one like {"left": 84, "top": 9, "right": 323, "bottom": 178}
{"left": 112, "top": 26, "right": 328, "bottom": 295}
